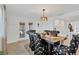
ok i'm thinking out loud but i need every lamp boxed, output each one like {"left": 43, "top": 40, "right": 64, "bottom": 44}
{"left": 40, "top": 9, "right": 48, "bottom": 22}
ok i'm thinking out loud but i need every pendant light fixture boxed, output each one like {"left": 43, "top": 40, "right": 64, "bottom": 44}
{"left": 40, "top": 9, "right": 48, "bottom": 22}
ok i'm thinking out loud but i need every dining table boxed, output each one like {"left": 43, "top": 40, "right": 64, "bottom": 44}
{"left": 40, "top": 32, "right": 66, "bottom": 43}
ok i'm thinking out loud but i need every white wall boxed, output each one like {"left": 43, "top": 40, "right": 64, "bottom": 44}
{"left": 7, "top": 16, "right": 20, "bottom": 43}
{"left": 7, "top": 15, "right": 54, "bottom": 43}
{"left": 7, "top": 15, "right": 68, "bottom": 43}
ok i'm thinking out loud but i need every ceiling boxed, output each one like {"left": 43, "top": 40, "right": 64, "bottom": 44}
{"left": 5, "top": 4, "right": 79, "bottom": 19}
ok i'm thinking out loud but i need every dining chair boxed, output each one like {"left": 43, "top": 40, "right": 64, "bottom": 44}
{"left": 67, "top": 35, "right": 79, "bottom": 55}
{"left": 29, "top": 33, "right": 36, "bottom": 51}
{"left": 33, "top": 33, "right": 44, "bottom": 55}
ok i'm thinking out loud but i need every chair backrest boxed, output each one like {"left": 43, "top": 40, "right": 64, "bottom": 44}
{"left": 40, "top": 37, "right": 49, "bottom": 55}
{"left": 74, "top": 34, "right": 79, "bottom": 45}
{"left": 34, "top": 33, "right": 44, "bottom": 55}
{"left": 26, "top": 30, "right": 36, "bottom": 35}
{"left": 70, "top": 35, "right": 79, "bottom": 48}
{"left": 29, "top": 33, "right": 36, "bottom": 51}
{"left": 34, "top": 33, "right": 50, "bottom": 55}
{"left": 67, "top": 35, "right": 79, "bottom": 55}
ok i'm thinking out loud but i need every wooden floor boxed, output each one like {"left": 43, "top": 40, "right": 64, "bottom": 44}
{"left": 7, "top": 40, "right": 34, "bottom": 55}
{"left": 7, "top": 39, "right": 79, "bottom": 55}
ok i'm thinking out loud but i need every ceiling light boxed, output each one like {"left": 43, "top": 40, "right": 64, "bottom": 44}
{"left": 40, "top": 9, "right": 48, "bottom": 22}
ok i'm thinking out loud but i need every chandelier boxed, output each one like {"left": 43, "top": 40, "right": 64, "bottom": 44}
{"left": 40, "top": 9, "right": 48, "bottom": 22}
